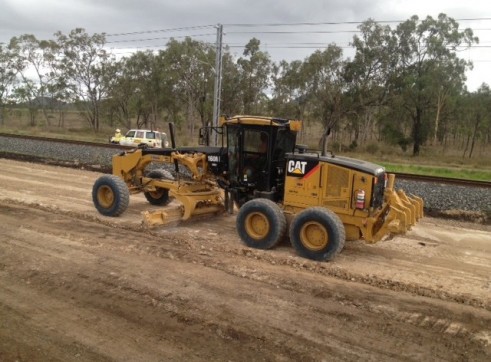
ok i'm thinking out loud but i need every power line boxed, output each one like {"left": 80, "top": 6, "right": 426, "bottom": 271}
{"left": 100, "top": 19, "right": 491, "bottom": 49}
{"left": 106, "top": 24, "right": 215, "bottom": 37}
{"left": 227, "top": 30, "right": 359, "bottom": 34}
{"left": 224, "top": 20, "right": 403, "bottom": 27}
{"left": 225, "top": 45, "right": 352, "bottom": 50}
{"left": 93, "top": 18, "right": 491, "bottom": 67}
{"left": 106, "top": 33, "right": 216, "bottom": 44}
{"left": 101, "top": 17, "right": 491, "bottom": 45}
{"left": 223, "top": 17, "right": 491, "bottom": 28}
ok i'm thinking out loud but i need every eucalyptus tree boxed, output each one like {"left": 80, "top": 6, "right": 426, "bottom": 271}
{"left": 301, "top": 44, "right": 346, "bottom": 135}
{"left": 103, "top": 58, "right": 133, "bottom": 129}
{"left": 219, "top": 50, "right": 242, "bottom": 118}
{"left": 461, "top": 84, "right": 491, "bottom": 158}
{"left": 391, "top": 14, "right": 477, "bottom": 155}
{"left": 155, "top": 55, "right": 185, "bottom": 129}
{"left": 125, "top": 51, "right": 162, "bottom": 129}
{"left": 42, "top": 39, "right": 71, "bottom": 127}
{"left": 104, "top": 50, "right": 179, "bottom": 131}
{"left": 0, "top": 43, "right": 18, "bottom": 125}
{"left": 161, "top": 37, "right": 216, "bottom": 135}
{"left": 428, "top": 61, "right": 464, "bottom": 146}
{"left": 54, "top": 28, "right": 113, "bottom": 131}
{"left": 8, "top": 35, "right": 42, "bottom": 126}
{"left": 270, "top": 59, "right": 307, "bottom": 118}
{"left": 8, "top": 34, "right": 60, "bottom": 126}
{"left": 236, "top": 38, "right": 272, "bottom": 114}
{"left": 12, "top": 79, "right": 40, "bottom": 126}
{"left": 344, "top": 19, "right": 396, "bottom": 145}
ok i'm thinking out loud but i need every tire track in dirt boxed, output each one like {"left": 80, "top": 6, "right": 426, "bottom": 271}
{"left": 1, "top": 203, "right": 489, "bottom": 361}
{"left": 3, "top": 196, "right": 491, "bottom": 312}
{"left": 1, "top": 158, "right": 491, "bottom": 360}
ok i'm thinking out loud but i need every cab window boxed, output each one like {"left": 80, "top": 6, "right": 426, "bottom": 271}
{"left": 125, "top": 130, "right": 136, "bottom": 138}
{"left": 146, "top": 131, "right": 157, "bottom": 140}
{"left": 244, "top": 130, "right": 268, "bottom": 153}
{"left": 273, "top": 129, "right": 296, "bottom": 161}
{"left": 135, "top": 131, "right": 145, "bottom": 138}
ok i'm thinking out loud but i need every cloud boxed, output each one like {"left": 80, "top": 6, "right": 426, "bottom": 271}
{"left": 0, "top": 0, "right": 489, "bottom": 89}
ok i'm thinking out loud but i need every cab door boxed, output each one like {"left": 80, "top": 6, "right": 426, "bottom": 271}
{"left": 226, "top": 125, "right": 241, "bottom": 184}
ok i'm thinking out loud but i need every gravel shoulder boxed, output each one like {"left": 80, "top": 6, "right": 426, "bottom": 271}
{"left": 1, "top": 158, "right": 490, "bottom": 361}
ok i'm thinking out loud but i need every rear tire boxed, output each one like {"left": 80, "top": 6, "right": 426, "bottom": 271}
{"left": 144, "top": 169, "right": 173, "bottom": 206}
{"left": 289, "top": 207, "right": 345, "bottom": 261}
{"left": 92, "top": 175, "right": 130, "bottom": 216}
{"left": 236, "top": 199, "right": 286, "bottom": 250}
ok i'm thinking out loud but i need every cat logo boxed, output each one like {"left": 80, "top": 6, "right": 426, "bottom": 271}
{"left": 287, "top": 160, "right": 307, "bottom": 175}
{"left": 287, "top": 159, "right": 319, "bottom": 178}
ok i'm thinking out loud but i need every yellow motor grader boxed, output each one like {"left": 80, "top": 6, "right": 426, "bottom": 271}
{"left": 92, "top": 115, "right": 423, "bottom": 261}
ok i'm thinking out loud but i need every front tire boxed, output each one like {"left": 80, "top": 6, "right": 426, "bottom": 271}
{"left": 144, "top": 169, "right": 173, "bottom": 206}
{"left": 92, "top": 175, "right": 130, "bottom": 216}
{"left": 289, "top": 207, "right": 345, "bottom": 261}
{"left": 236, "top": 199, "right": 286, "bottom": 250}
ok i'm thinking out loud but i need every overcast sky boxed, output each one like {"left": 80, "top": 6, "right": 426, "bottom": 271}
{"left": 1, "top": 0, "right": 490, "bottom": 91}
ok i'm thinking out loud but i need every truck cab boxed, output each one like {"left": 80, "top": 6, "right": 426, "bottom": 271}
{"left": 205, "top": 116, "right": 300, "bottom": 206}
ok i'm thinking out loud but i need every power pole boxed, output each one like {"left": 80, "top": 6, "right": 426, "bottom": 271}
{"left": 212, "top": 23, "right": 223, "bottom": 146}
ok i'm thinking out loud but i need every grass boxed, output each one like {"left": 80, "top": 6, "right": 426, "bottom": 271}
{"left": 377, "top": 162, "right": 491, "bottom": 181}
{"left": 342, "top": 150, "right": 491, "bottom": 182}
{"left": 309, "top": 138, "right": 491, "bottom": 182}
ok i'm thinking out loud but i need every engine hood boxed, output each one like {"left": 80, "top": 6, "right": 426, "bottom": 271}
{"left": 287, "top": 153, "right": 385, "bottom": 176}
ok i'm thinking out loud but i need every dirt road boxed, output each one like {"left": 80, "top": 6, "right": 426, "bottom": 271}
{"left": 0, "top": 158, "right": 490, "bottom": 361}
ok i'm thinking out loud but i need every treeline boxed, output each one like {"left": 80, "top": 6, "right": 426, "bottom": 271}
{"left": 0, "top": 13, "right": 490, "bottom": 156}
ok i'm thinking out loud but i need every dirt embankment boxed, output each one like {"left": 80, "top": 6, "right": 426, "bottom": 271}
{"left": 0, "top": 158, "right": 490, "bottom": 361}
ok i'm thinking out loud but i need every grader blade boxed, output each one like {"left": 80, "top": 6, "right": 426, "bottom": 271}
{"left": 142, "top": 206, "right": 184, "bottom": 227}
{"left": 142, "top": 188, "right": 225, "bottom": 228}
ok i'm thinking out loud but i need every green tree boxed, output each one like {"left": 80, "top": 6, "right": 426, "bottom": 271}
{"left": 391, "top": 14, "right": 477, "bottom": 155}
{"left": 0, "top": 44, "right": 19, "bottom": 125}
{"left": 344, "top": 20, "right": 396, "bottom": 145}
{"left": 104, "top": 58, "right": 133, "bottom": 129}
{"left": 12, "top": 79, "right": 39, "bottom": 126}
{"left": 8, "top": 34, "right": 60, "bottom": 126}
{"left": 54, "top": 28, "right": 112, "bottom": 131}
{"left": 429, "top": 64, "right": 463, "bottom": 146}
{"left": 220, "top": 50, "right": 242, "bottom": 117}
{"left": 462, "top": 84, "right": 491, "bottom": 158}
{"left": 125, "top": 51, "right": 163, "bottom": 129}
{"left": 302, "top": 45, "right": 346, "bottom": 135}
{"left": 237, "top": 38, "right": 272, "bottom": 114}
{"left": 161, "top": 37, "right": 216, "bottom": 136}
{"left": 270, "top": 59, "right": 307, "bottom": 118}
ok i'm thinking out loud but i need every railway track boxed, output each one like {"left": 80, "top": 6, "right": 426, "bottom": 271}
{"left": 0, "top": 132, "right": 131, "bottom": 150}
{"left": 1, "top": 132, "right": 489, "bottom": 188}
{"left": 395, "top": 172, "right": 491, "bottom": 188}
